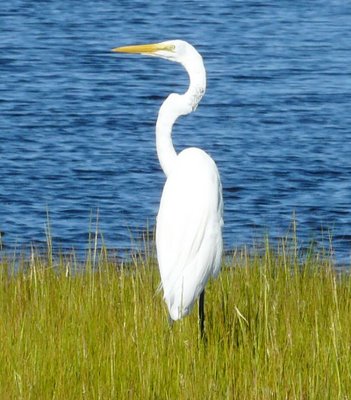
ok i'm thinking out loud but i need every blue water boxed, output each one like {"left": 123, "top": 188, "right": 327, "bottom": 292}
{"left": 1, "top": 1, "right": 351, "bottom": 262}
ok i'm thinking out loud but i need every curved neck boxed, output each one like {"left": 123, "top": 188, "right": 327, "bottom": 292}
{"left": 156, "top": 55, "right": 206, "bottom": 177}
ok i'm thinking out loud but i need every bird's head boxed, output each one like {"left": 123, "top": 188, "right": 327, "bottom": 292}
{"left": 113, "top": 39, "right": 206, "bottom": 112}
{"left": 112, "top": 40, "right": 198, "bottom": 65}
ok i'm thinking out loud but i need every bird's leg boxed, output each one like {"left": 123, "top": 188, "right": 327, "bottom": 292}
{"left": 168, "top": 314, "right": 174, "bottom": 328}
{"left": 199, "top": 289, "right": 205, "bottom": 339}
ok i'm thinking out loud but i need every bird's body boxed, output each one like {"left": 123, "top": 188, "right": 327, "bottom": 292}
{"left": 113, "top": 40, "right": 223, "bottom": 331}
{"left": 157, "top": 146, "right": 223, "bottom": 320}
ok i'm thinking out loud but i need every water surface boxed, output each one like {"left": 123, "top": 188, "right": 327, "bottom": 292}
{"left": 1, "top": 1, "right": 351, "bottom": 262}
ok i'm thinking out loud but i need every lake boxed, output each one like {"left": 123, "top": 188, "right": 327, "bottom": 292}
{"left": 1, "top": 1, "right": 350, "bottom": 263}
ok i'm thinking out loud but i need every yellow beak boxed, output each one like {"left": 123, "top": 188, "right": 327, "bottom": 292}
{"left": 112, "top": 42, "right": 174, "bottom": 54}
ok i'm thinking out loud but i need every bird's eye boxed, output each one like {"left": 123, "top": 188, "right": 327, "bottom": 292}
{"left": 169, "top": 45, "right": 176, "bottom": 52}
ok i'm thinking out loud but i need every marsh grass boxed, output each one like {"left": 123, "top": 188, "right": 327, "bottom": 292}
{"left": 0, "top": 237, "right": 351, "bottom": 399}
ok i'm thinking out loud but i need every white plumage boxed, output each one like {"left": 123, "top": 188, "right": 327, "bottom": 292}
{"left": 156, "top": 147, "right": 223, "bottom": 320}
{"left": 113, "top": 40, "right": 223, "bottom": 331}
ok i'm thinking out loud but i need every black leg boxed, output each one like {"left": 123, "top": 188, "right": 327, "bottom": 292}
{"left": 199, "top": 289, "right": 205, "bottom": 339}
{"left": 168, "top": 314, "right": 174, "bottom": 328}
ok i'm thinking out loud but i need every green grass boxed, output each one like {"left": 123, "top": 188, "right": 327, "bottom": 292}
{"left": 0, "top": 239, "right": 351, "bottom": 399}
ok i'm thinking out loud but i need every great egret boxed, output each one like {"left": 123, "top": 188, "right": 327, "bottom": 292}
{"left": 113, "top": 40, "right": 223, "bottom": 336}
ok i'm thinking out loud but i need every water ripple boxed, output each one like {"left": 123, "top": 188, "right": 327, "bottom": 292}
{"left": 0, "top": 1, "right": 350, "bottom": 262}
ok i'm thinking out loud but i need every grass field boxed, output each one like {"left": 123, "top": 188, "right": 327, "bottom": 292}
{"left": 0, "top": 237, "right": 350, "bottom": 399}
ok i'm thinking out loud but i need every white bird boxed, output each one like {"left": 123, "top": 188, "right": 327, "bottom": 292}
{"left": 113, "top": 40, "right": 223, "bottom": 336}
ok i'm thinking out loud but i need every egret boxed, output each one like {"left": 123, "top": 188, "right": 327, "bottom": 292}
{"left": 113, "top": 40, "right": 223, "bottom": 336}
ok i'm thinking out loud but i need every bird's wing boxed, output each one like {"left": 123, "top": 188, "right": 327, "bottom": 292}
{"left": 156, "top": 148, "right": 223, "bottom": 320}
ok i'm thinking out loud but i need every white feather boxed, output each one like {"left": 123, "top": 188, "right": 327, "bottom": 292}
{"left": 156, "top": 147, "right": 223, "bottom": 320}
{"left": 114, "top": 39, "right": 224, "bottom": 324}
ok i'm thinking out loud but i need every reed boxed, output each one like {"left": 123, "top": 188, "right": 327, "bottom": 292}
{"left": 0, "top": 238, "right": 350, "bottom": 399}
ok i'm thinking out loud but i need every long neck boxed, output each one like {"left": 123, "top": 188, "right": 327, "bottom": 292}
{"left": 156, "top": 55, "right": 206, "bottom": 177}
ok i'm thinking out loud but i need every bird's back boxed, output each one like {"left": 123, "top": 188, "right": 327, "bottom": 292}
{"left": 156, "top": 147, "right": 223, "bottom": 321}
